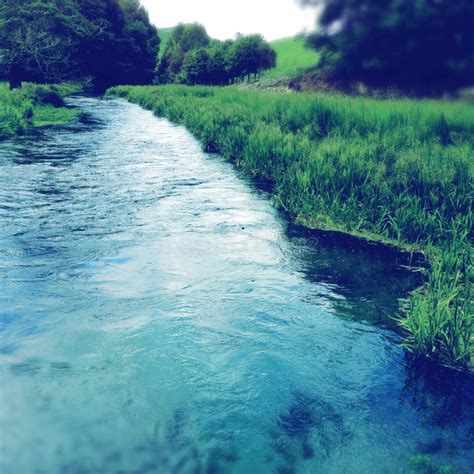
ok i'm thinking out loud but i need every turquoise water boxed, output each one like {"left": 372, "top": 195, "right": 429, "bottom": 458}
{"left": 0, "top": 97, "right": 473, "bottom": 474}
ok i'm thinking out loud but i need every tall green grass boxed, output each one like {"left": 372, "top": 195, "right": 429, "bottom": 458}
{"left": 107, "top": 85, "right": 474, "bottom": 369}
{"left": 0, "top": 83, "right": 33, "bottom": 138}
{"left": 0, "top": 82, "right": 81, "bottom": 139}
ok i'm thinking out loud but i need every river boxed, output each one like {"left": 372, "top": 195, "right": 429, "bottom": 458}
{"left": 0, "top": 97, "right": 473, "bottom": 473}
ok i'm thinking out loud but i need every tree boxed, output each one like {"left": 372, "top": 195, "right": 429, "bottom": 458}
{"left": 227, "top": 35, "right": 276, "bottom": 82}
{"left": 182, "top": 41, "right": 234, "bottom": 85}
{"left": 182, "top": 48, "right": 211, "bottom": 85}
{"left": 75, "top": 0, "right": 159, "bottom": 90}
{"left": 117, "top": 0, "right": 160, "bottom": 84}
{"left": 156, "top": 23, "right": 210, "bottom": 83}
{"left": 207, "top": 41, "right": 233, "bottom": 85}
{"left": 302, "top": 0, "right": 474, "bottom": 92}
{"left": 0, "top": 0, "right": 91, "bottom": 88}
{"left": 74, "top": 0, "right": 128, "bottom": 90}
{"left": 0, "top": 0, "right": 159, "bottom": 90}
{"left": 156, "top": 25, "right": 276, "bottom": 86}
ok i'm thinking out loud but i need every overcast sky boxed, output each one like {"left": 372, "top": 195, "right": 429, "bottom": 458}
{"left": 140, "top": 0, "right": 319, "bottom": 41}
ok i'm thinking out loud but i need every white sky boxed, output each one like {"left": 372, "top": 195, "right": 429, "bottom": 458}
{"left": 140, "top": 0, "right": 319, "bottom": 41}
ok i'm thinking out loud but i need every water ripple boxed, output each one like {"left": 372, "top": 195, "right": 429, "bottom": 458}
{"left": 0, "top": 97, "right": 472, "bottom": 474}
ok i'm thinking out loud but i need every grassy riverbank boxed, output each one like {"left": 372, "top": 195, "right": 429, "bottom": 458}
{"left": 107, "top": 85, "right": 473, "bottom": 370}
{"left": 0, "top": 82, "right": 82, "bottom": 139}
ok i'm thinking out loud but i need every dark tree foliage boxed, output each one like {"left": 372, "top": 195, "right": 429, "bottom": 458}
{"left": 205, "top": 41, "right": 234, "bottom": 85}
{"left": 119, "top": 0, "right": 160, "bottom": 85}
{"left": 303, "top": 0, "right": 474, "bottom": 92}
{"left": 182, "top": 48, "right": 213, "bottom": 85}
{"left": 0, "top": 0, "right": 89, "bottom": 87}
{"left": 75, "top": 0, "right": 159, "bottom": 89}
{"left": 0, "top": 0, "right": 159, "bottom": 90}
{"left": 226, "top": 34, "right": 276, "bottom": 82}
{"left": 159, "top": 25, "right": 276, "bottom": 86}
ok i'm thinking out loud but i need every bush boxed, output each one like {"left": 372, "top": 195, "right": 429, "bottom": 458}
{"left": 23, "top": 84, "right": 65, "bottom": 107}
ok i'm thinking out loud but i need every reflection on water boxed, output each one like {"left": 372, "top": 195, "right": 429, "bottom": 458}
{"left": 0, "top": 97, "right": 472, "bottom": 473}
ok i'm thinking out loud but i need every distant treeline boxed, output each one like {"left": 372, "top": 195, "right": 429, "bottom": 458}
{"left": 0, "top": 0, "right": 159, "bottom": 90}
{"left": 156, "top": 24, "right": 276, "bottom": 85}
{"left": 0, "top": 3, "right": 276, "bottom": 90}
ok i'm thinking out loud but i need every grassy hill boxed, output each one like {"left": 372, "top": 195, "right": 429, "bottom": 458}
{"left": 157, "top": 27, "right": 174, "bottom": 58}
{"left": 262, "top": 36, "right": 320, "bottom": 80}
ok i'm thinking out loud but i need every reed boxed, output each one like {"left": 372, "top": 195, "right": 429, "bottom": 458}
{"left": 108, "top": 84, "right": 474, "bottom": 369}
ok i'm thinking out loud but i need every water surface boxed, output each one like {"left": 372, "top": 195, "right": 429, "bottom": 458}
{"left": 1, "top": 97, "right": 473, "bottom": 473}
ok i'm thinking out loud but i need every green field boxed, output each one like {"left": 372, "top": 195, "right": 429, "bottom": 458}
{"left": 108, "top": 84, "right": 473, "bottom": 369}
{"left": 0, "top": 82, "right": 81, "bottom": 139}
{"left": 262, "top": 36, "right": 320, "bottom": 80}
